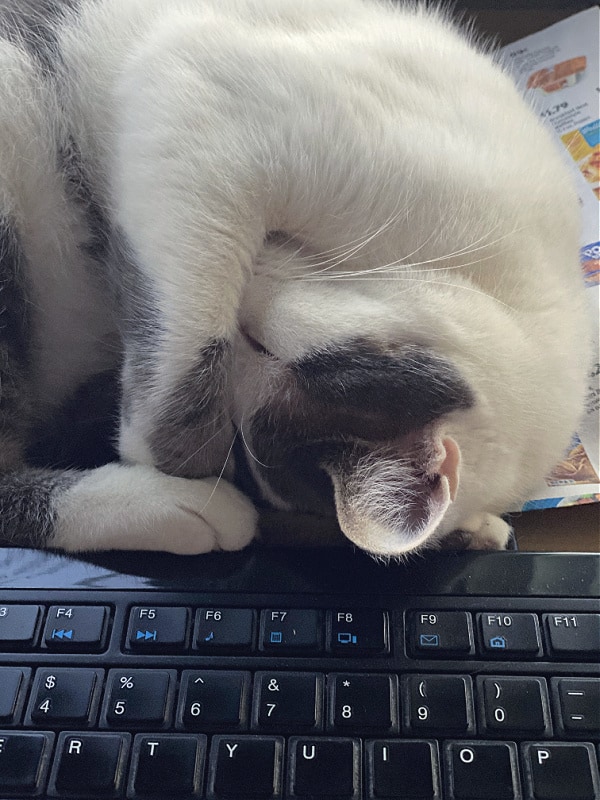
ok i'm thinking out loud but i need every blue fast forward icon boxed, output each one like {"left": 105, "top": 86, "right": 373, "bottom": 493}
{"left": 419, "top": 633, "right": 440, "bottom": 647}
{"left": 136, "top": 630, "right": 157, "bottom": 641}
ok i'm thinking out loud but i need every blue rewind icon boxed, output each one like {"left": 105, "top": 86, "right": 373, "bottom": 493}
{"left": 51, "top": 628, "right": 73, "bottom": 640}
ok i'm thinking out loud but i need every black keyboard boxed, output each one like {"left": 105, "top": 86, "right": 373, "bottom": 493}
{"left": 0, "top": 547, "right": 598, "bottom": 800}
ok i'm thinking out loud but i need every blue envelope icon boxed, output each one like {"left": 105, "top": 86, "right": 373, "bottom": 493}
{"left": 419, "top": 633, "right": 440, "bottom": 647}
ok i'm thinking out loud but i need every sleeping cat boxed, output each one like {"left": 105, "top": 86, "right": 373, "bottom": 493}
{"left": 0, "top": 0, "right": 592, "bottom": 557}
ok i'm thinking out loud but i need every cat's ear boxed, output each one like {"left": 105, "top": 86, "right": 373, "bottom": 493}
{"left": 323, "top": 433, "right": 461, "bottom": 555}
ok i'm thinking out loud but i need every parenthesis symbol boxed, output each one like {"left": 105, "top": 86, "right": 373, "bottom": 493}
{"left": 494, "top": 682, "right": 501, "bottom": 699}
{"left": 419, "top": 681, "right": 427, "bottom": 698}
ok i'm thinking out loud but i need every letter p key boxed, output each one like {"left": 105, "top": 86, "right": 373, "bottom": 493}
{"left": 537, "top": 749, "right": 550, "bottom": 765}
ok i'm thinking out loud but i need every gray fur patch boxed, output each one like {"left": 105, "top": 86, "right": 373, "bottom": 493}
{"left": 150, "top": 339, "right": 233, "bottom": 478}
{"left": 0, "top": 468, "right": 80, "bottom": 547}
{"left": 0, "top": 0, "right": 76, "bottom": 75}
{"left": 0, "top": 215, "right": 33, "bottom": 469}
{"left": 59, "top": 136, "right": 112, "bottom": 267}
{"left": 27, "top": 370, "right": 120, "bottom": 470}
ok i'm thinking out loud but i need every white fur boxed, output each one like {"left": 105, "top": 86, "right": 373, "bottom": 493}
{"left": 2, "top": 0, "right": 592, "bottom": 554}
{"left": 53, "top": 464, "right": 257, "bottom": 553}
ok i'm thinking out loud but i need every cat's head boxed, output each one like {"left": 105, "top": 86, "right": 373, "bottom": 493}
{"left": 225, "top": 6, "right": 591, "bottom": 557}
{"left": 231, "top": 221, "right": 589, "bottom": 556}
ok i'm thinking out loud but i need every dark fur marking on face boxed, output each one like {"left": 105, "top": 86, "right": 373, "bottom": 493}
{"left": 250, "top": 339, "right": 474, "bottom": 511}
{"left": 290, "top": 339, "right": 474, "bottom": 441}
{"left": 149, "top": 339, "right": 233, "bottom": 478}
{"left": 0, "top": 0, "right": 76, "bottom": 75}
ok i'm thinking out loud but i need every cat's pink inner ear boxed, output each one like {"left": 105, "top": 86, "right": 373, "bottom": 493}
{"left": 436, "top": 435, "right": 461, "bottom": 502}
{"left": 324, "top": 430, "right": 462, "bottom": 555}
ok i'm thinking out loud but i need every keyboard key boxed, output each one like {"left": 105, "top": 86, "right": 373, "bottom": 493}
{"left": 27, "top": 668, "right": 102, "bottom": 727}
{"left": 0, "top": 604, "right": 41, "bottom": 649}
{"left": 366, "top": 739, "right": 441, "bottom": 799}
{"left": 0, "top": 667, "right": 30, "bottom": 725}
{"left": 0, "top": 731, "right": 54, "bottom": 796}
{"left": 287, "top": 737, "right": 361, "bottom": 799}
{"left": 328, "top": 610, "right": 388, "bottom": 655}
{"left": 177, "top": 670, "right": 250, "bottom": 731}
{"left": 260, "top": 609, "right": 321, "bottom": 652}
{"left": 552, "top": 678, "right": 600, "bottom": 735}
{"left": 478, "top": 612, "right": 542, "bottom": 657}
{"left": 101, "top": 669, "right": 175, "bottom": 729}
{"left": 445, "top": 741, "right": 520, "bottom": 799}
{"left": 207, "top": 735, "right": 284, "bottom": 799}
{"left": 126, "top": 606, "right": 189, "bottom": 651}
{"left": 478, "top": 676, "right": 552, "bottom": 736}
{"left": 253, "top": 672, "right": 322, "bottom": 732}
{"left": 544, "top": 613, "right": 600, "bottom": 658}
{"left": 521, "top": 742, "right": 600, "bottom": 800}
{"left": 403, "top": 675, "right": 475, "bottom": 735}
{"left": 195, "top": 608, "right": 254, "bottom": 652}
{"left": 128, "top": 734, "right": 206, "bottom": 798}
{"left": 48, "top": 732, "right": 130, "bottom": 798}
{"left": 43, "top": 605, "right": 108, "bottom": 651}
{"left": 411, "top": 611, "right": 473, "bottom": 656}
{"left": 329, "top": 673, "right": 398, "bottom": 733}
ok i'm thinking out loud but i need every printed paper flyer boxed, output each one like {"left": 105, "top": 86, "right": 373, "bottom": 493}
{"left": 501, "top": 8, "right": 600, "bottom": 510}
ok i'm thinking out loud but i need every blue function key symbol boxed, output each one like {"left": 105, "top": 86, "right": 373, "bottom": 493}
{"left": 270, "top": 631, "right": 283, "bottom": 644}
{"left": 136, "top": 630, "right": 157, "bottom": 641}
{"left": 419, "top": 633, "right": 440, "bottom": 648}
{"left": 489, "top": 636, "right": 507, "bottom": 649}
{"left": 337, "top": 632, "right": 358, "bottom": 645}
{"left": 51, "top": 628, "right": 73, "bottom": 640}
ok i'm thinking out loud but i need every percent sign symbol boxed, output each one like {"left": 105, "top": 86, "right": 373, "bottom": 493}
{"left": 120, "top": 676, "right": 135, "bottom": 689}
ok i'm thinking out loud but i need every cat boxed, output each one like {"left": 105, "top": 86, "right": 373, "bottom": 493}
{"left": 0, "top": 0, "right": 592, "bottom": 557}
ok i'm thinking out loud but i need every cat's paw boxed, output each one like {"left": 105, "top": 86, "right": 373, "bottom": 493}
{"left": 441, "top": 513, "right": 512, "bottom": 551}
{"left": 53, "top": 464, "right": 258, "bottom": 554}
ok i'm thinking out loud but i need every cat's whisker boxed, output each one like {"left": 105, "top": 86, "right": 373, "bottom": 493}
{"left": 197, "top": 428, "right": 240, "bottom": 516}
{"left": 294, "top": 222, "right": 528, "bottom": 281}
{"left": 270, "top": 197, "right": 410, "bottom": 280}
{"left": 170, "top": 415, "right": 234, "bottom": 473}
{"left": 295, "top": 261, "right": 518, "bottom": 311}
{"left": 290, "top": 218, "right": 495, "bottom": 280}
{"left": 292, "top": 201, "right": 409, "bottom": 277}
{"left": 238, "top": 414, "right": 273, "bottom": 469}
{"left": 299, "top": 247, "right": 511, "bottom": 280}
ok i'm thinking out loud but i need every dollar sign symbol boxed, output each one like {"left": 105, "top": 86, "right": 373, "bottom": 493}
{"left": 45, "top": 675, "right": 56, "bottom": 690}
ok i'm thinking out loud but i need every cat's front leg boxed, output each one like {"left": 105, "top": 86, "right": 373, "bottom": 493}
{"left": 52, "top": 465, "right": 257, "bottom": 553}
{"left": 111, "top": 124, "right": 265, "bottom": 479}
{"left": 110, "top": 159, "right": 260, "bottom": 480}
{"left": 0, "top": 464, "right": 257, "bottom": 553}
